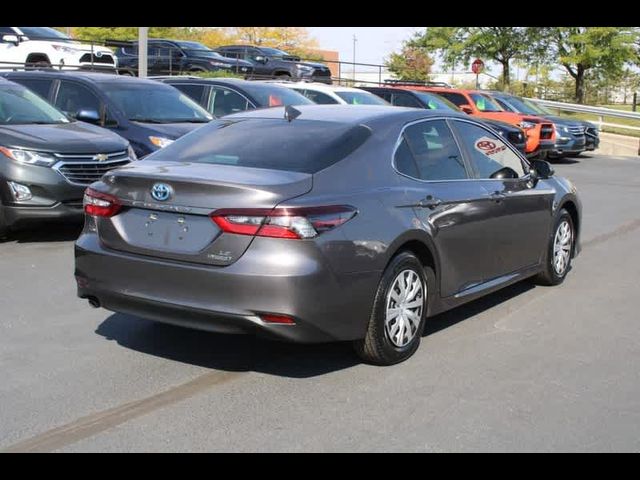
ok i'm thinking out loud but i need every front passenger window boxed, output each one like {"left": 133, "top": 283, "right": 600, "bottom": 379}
{"left": 453, "top": 121, "right": 525, "bottom": 179}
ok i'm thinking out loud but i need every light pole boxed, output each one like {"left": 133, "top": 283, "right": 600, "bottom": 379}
{"left": 352, "top": 34, "right": 357, "bottom": 82}
{"left": 138, "top": 27, "right": 148, "bottom": 78}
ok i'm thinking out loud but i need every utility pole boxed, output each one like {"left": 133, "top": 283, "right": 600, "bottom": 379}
{"left": 138, "top": 27, "right": 148, "bottom": 78}
{"left": 352, "top": 34, "right": 357, "bottom": 82}
{"left": 66, "top": 27, "right": 72, "bottom": 37}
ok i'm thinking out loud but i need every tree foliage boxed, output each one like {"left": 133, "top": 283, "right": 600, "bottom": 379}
{"left": 386, "top": 45, "right": 434, "bottom": 82}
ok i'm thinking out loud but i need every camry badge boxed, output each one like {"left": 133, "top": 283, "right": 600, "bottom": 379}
{"left": 151, "top": 183, "right": 173, "bottom": 202}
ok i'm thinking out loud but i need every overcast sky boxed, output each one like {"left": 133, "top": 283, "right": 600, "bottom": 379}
{"left": 306, "top": 27, "right": 422, "bottom": 67}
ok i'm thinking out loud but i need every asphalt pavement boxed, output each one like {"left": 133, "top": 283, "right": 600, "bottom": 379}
{"left": 1, "top": 152, "right": 639, "bottom": 452}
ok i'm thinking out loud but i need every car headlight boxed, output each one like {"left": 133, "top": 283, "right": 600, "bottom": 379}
{"left": 0, "top": 146, "right": 56, "bottom": 167}
{"left": 209, "top": 61, "right": 231, "bottom": 68}
{"left": 520, "top": 121, "right": 536, "bottom": 129}
{"left": 52, "top": 45, "right": 81, "bottom": 54}
{"left": 296, "top": 64, "right": 314, "bottom": 73}
{"left": 127, "top": 144, "right": 138, "bottom": 160}
{"left": 149, "top": 136, "right": 174, "bottom": 149}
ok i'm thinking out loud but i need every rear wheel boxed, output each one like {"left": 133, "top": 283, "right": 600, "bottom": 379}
{"left": 354, "top": 252, "right": 431, "bottom": 365}
{"left": 535, "top": 209, "right": 574, "bottom": 286}
{"left": 275, "top": 72, "right": 292, "bottom": 80}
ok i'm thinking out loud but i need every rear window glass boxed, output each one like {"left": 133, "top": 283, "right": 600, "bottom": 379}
{"left": 146, "top": 118, "right": 371, "bottom": 174}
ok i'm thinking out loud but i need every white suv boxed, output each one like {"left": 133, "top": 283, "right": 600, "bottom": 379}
{"left": 265, "top": 81, "right": 389, "bottom": 106}
{"left": 0, "top": 27, "right": 116, "bottom": 71}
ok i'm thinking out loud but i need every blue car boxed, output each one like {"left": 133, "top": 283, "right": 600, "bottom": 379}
{"left": 1, "top": 71, "right": 212, "bottom": 158}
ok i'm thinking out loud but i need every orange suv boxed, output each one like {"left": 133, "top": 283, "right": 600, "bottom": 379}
{"left": 411, "top": 86, "right": 555, "bottom": 157}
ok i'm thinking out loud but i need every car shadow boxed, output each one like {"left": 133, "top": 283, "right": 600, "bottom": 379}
{"left": 5, "top": 222, "right": 83, "bottom": 244}
{"left": 95, "top": 280, "right": 537, "bottom": 378}
{"left": 548, "top": 157, "right": 581, "bottom": 165}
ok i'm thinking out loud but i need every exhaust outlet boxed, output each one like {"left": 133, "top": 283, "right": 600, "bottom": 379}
{"left": 87, "top": 297, "right": 101, "bottom": 309}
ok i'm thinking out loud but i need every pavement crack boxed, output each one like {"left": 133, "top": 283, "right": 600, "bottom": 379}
{"left": 582, "top": 218, "right": 640, "bottom": 249}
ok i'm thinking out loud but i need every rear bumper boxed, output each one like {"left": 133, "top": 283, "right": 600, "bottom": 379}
{"left": 75, "top": 233, "right": 380, "bottom": 343}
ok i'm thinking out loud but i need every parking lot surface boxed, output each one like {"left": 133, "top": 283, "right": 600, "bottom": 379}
{"left": 1, "top": 153, "right": 640, "bottom": 452}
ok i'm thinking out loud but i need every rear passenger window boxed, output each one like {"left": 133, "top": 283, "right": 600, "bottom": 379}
{"left": 303, "top": 90, "right": 338, "bottom": 105}
{"left": 396, "top": 120, "right": 468, "bottom": 181}
{"left": 453, "top": 121, "right": 525, "bottom": 179}
{"left": 173, "top": 84, "right": 206, "bottom": 106}
{"left": 437, "top": 92, "right": 468, "bottom": 107}
{"left": 209, "top": 87, "right": 250, "bottom": 117}
{"left": 392, "top": 93, "right": 421, "bottom": 108}
{"left": 15, "top": 78, "right": 53, "bottom": 100}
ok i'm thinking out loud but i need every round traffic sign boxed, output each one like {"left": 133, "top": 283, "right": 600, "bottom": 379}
{"left": 471, "top": 58, "right": 485, "bottom": 74}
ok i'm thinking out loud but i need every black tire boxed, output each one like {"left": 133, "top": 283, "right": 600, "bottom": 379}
{"left": 119, "top": 70, "right": 135, "bottom": 76}
{"left": 535, "top": 208, "right": 575, "bottom": 286}
{"left": 275, "top": 72, "right": 292, "bottom": 80}
{"left": 354, "top": 251, "right": 432, "bottom": 365}
{"left": 0, "top": 202, "right": 9, "bottom": 242}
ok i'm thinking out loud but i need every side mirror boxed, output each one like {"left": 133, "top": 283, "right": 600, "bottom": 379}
{"left": 529, "top": 159, "right": 554, "bottom": 179}
{"left": 254, "top": 55, "right": 268, "bottom": 64}
{"left": 459, "top": 104, "right": 473, "bottom": 115}
{"left": 1, "top": 34, "right": 20, "bottom": 46}
{"left": 75, "top": 109, "right": 101, "bottom": 125}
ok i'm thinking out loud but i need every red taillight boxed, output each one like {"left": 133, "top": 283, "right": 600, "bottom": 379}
{"left": 211, "top": 206, "right": 357, "bottom": 240}
{"left": 83, "top": 188, "right": 122, "bottom": 218}
{"left": 259, "top": 313, "right": 296, "bottom": 325}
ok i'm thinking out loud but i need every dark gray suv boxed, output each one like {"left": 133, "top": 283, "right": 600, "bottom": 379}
{"left": 0, "top": 78, "right": 132, "bottom": 238}
{"left": 75, "top": 105, "right": 581, "bottom": 365}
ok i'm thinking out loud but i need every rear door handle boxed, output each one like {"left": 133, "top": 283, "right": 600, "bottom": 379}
{"left": 419, "top": 196, "right": 443, "bottom": 209}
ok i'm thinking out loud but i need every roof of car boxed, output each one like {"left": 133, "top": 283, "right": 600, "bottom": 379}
{"left": 224, "top": 104, "right": 467, "bottom": 125}
{"left": 263, "top": 81, "right": 372, "bottom": 94}
{"left": 156, "top": 76, "right": 296, "bottom": 90}
{"left": 2, "top": 71, "right": 175, "bottom": 87}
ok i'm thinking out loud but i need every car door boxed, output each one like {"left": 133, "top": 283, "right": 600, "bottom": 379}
{"left": 391, "top": 92, "right": 422, "bottom": 108}
{"left": 207, "top": 86, "right": 252, "bottom": 117}
{"left": 0, "top": 27, "right": 21, "bottom": 65}
{"left": 53, "top": 79, "right": 102, "bottom": 119}
{"left": 451, "top": 119, "right": 554, "bottom": 277}
{"left": 394, "top": 118, "right": 499, "bottom": 298}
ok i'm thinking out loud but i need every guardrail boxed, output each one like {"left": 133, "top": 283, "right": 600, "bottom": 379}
{"left": 527, "top": 97, "right": 640, "bottom": 134}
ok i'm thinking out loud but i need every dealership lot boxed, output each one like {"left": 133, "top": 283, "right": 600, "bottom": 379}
{"left": 1, "top": 153, "right": 640, "bottom": 452}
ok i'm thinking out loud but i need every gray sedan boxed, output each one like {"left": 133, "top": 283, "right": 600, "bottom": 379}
{"left": 75, "top": 105, "right": 582, "bottom": 365}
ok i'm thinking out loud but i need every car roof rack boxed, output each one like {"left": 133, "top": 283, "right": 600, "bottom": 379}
{"left": 383, "top": 79, "right": 451, "bottom": 88}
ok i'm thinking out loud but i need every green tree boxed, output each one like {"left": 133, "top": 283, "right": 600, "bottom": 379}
{"left": 411, "top": 27, "right": 538, "bottom": 88}
{"left": 386, "top": 45, "right": 434, "bottom": 82}
{"left": 71, "top": 27, "right": 183, "bottom": 42}
{"left": 541, "top": 27, "right": 638, "bottom": 103}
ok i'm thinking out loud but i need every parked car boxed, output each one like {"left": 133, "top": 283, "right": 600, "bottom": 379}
{"left": 268, "top": 81, "right": 389, "bottom": 105}
{"left": 0, "top": 27, "right": 116, "bottom": 70}
{"left": 482, "top": 91, "right": 590, "bottom": 158}
{"left": 417, "top": 86, "right": 556, "bottom": 157}
{"left": 215, "top": 45, "right": 332, "bottom": 84}
{"left": 1, "top": 71, "right": 213, "bottom": 158}
{"left": 0, "top": 77, "right": 133, "bottom": 238}
{"left": 361, "top": 85, "right": 527, "bottom": 154}
{"left": 113, "top": 39, "right": 254, "bottom": 77}
{"left": 75, "top": 105, "right": 581, "bottom": 365}
{"left": 155, "top": 77, "right": 312, "bottom": 117}
{"left": 488, "top": 92, "right": 600, "bottom": 154}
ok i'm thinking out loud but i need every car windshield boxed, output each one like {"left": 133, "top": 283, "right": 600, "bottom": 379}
{"left": 335, "top": 91, "right": 388, "bottom": 105}
{"left": 0, "top": 86, "right": 69, "bottom": 125}
{"left": 259, "top": 47, "right": 291, "bottom": 58}
{"left": 17, "top": 27, "right": 72, "bottom": 43}
{"left": 174, "top": 41, "right": 225, "bottom": 58}
{"left": 470, "top": 93, "right": 503, "bottom": 112}
{"left": 240, "top": 84, "right": 313, "bottom": 107}
{"left": 146, "top": 118, "right": 371, "bottom": 174}
{"left": 498, "top": 96, "right": 541, "bottom": 115}
{"left": 102, "top": 83, "right": 212, "bottom": 123}
{"left": 411, "top": 91, "right": 459, "bottom": 111}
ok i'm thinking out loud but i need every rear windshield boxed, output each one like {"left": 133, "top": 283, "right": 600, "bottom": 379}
{"left": 146, "top": 118, "right": 371, "bottom": 174}
{"left": 335, "top": 91, "right": 388, "bottom": 105}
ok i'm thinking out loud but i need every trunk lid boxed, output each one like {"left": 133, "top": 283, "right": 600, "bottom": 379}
{"left": 96, "top": 161, "right": 312, "bottom": 266}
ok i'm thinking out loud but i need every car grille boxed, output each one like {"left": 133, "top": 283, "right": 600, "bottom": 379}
{"left": 79, "top": 53, "right": 115, "bottom": 65}
{"left": 568, "top": 125, "right": 585, "bottom": 136}
{"left": 585, "top": 126, "right": 598, "bottom": 138}
{"left": 507, "top": 131, "right": 524, "bottom": 144}
{"left": 540, "top": 123, "right": 554, "bottom": 140}
{"left": 53, "top": 151, "right": 130, "bottom": 186}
